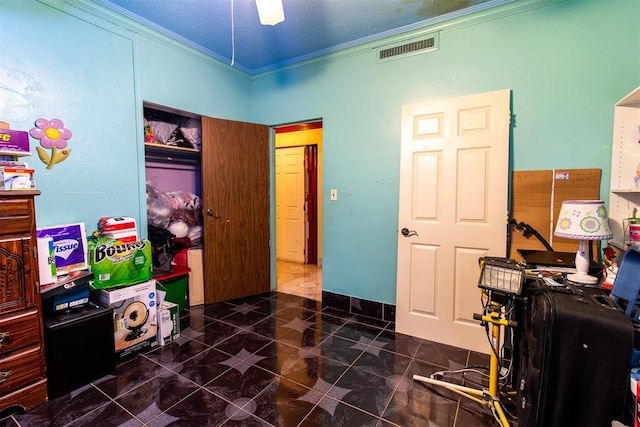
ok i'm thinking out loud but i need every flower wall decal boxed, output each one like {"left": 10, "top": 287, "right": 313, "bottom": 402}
{"left": 29, "top": 118, "right": 72, "bottom": 169}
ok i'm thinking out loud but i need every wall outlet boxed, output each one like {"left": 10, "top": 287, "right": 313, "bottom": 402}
{"left": 330, "top": 189, "right": 338, "bottom": 201}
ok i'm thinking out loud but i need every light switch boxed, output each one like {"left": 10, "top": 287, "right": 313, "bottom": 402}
{"left": 330, "top": 189, "right": 338, "bottom": 201}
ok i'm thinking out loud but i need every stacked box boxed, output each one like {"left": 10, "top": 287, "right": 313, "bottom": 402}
{"left": 94, "top": 280, "right": 157, "bottom": 361}
{"left": 98, "top": 216, "right": 138, "bottom": 243}
{"left": 88, "top": 237, "right": 152, "bottom": 290}
{"left": 1, "top": 167, "right": 35, "bottom": 190}
{"left": 37, "top": 223, "right": 88, "bottom": 275}
{"left": 157, "top": 301, "right": 180, "bottom": 346}
{"left": 0, "top": 129, "right": 30, "bottom": 156}
{"left": 155, "top": 265, "right": 189, "bottom": 311}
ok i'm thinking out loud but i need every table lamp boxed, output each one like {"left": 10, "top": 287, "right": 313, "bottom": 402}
{"left": 554, "top": 200, "right": 613, "bottom": 284}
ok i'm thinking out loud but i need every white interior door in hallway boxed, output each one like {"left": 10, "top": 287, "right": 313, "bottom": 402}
{"left": 396, "top": 89, "right": 511, "bottom": 354}
{"left": 276, "top": 146, "right": 306, "bottom": 263}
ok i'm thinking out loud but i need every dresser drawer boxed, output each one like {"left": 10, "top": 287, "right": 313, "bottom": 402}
{"left": 0, "top": 198, "right": 33, "bottom": 237}
{"left": 0, "top": 345, "right": 43, "bottom": 395}
{"left": 0, "top": 309, "right": 40, "bottom": 357}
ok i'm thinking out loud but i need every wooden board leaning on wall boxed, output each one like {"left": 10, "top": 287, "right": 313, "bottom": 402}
{"left": 510, "top": 168, "right": 601, "bottom": 261}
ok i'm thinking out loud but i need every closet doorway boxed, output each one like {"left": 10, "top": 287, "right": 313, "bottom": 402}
{"left": 275, "top": 121, "right": 322, "bottom": 301}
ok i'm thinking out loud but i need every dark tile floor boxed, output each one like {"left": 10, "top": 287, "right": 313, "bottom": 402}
{"left": 0, "top": 291, "right": 514, "bottom": 426}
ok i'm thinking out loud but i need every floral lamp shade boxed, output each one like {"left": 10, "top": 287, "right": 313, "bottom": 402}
{"left": 554, "top": 200, "right": 613, "bottom": 240}
{"left": 554, "top": 200, "right": 613, "bottom": 284}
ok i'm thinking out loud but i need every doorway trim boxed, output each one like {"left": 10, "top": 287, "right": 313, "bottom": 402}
{"left": 274, "top": 120, "right": 323, "bottom": 267}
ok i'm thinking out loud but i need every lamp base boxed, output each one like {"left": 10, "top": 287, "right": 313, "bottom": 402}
{"left": 567, "top": 272, "right": 598, "bottom": 285}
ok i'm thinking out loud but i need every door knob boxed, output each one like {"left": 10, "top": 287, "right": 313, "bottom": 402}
{"left": 206, "top": 209, "right": 220, "bottom": 219}
{"left": 401, "top": 227, "right": 418, "bottom": 237}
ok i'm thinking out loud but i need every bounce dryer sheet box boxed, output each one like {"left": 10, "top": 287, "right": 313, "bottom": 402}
{"left": 36, "top": 223, "right": 88, "bottom": 275}
{"left": 88, "top": 237, "right": 152, "bottom": 290}
{"left": 94, "top": 280, "right": 158, "bottom": 361}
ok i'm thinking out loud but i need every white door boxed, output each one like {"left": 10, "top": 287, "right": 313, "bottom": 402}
{"left": 276, "top": 146, "right": 306, "bottom": 263}
{"left": 396, "top": 89, "right": 511, "bottom": 354}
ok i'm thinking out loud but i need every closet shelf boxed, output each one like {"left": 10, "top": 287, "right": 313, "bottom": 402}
{"left": 144, "top": 143, "right": 200, "bottom": 165}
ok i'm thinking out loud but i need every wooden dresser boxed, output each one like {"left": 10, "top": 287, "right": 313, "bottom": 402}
{"left": 0, "top": 190, "right": 47, "bottom": 412}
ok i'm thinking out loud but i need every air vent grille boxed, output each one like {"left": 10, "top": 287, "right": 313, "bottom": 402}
{"left": 377, "top": 33, "right": 439, "bottom": 62}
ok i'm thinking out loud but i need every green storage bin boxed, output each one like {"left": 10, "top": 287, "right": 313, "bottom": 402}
{"left": 155, "top": 266, "right": 189, "bottom": 311}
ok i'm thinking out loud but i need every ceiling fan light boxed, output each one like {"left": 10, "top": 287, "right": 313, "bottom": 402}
{"left": 256, "top": 0, "right": 285, "bottom": 26}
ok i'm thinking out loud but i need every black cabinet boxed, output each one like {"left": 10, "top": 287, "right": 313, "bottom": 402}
{"left": 43, "top": 304, "right": 115, "bottom": 399}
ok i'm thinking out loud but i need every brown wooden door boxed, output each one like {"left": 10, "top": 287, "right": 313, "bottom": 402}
{"left": 201, "top": 117, "right": 270, "bottom": 303}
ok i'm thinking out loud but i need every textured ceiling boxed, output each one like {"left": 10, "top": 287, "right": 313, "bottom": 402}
{"left": 96, "top": 0, "right": 512, "bottom": 74}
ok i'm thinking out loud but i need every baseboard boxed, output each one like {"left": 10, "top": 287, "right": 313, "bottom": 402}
{"left": 322, "top": 290, "right": 395, "bottom": 324}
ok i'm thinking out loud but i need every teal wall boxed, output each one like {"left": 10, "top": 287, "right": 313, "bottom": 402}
{"left": 1, "top": 0, "right": 253, "bottom": 233}
{"left": 251, "top": 0, "right": 640, "bottom": 304}
{"left": 1, "top": 0, "right": 139, "bottom": 228}
{"left": 1, "top": 0, "right": 639, "bottom": 305}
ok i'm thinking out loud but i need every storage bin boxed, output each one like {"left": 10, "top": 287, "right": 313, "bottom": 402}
{"left": 611, "top": 246, "right": 640, "bottom": 322}
{"left": 155, "top": 265, "right": 189, "bottom": 311}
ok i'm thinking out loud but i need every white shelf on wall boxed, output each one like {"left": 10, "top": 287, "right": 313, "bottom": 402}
{"left": 612, "top": 188, "right": 640, "bottom": 194}
{"left": 609, "top": 86, "right": 640, "bottom": 254}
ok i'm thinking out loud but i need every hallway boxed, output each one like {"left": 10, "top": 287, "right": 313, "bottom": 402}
{"left": 276, "top": 261, "right": 322, "bottom": 301}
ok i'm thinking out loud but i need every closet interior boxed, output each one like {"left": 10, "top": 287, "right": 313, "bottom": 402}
{"left": 143, "top": 102, "right": 204, "bottom": 306}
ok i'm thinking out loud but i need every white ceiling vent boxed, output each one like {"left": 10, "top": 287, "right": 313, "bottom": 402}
{"left": 376, "top": 33, "right": 439, "bottom": 63}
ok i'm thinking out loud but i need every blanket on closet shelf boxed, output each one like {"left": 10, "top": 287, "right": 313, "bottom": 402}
{"left": 146, "top": 183, "right": 202, "bottom": 246}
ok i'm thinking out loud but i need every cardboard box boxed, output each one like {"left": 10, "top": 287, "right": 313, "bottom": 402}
{"left": 1, "top": 167, "right": 35, "bottom": 190}
{"left": 88, "top": 237, "right": 152, "bottom": 289}
{"left": 0, "top": 129, "right": 30, "bottom": 156}
{"left": 94, "top": 280, "right": 158, "bottom": 360}
{"left": 157, "top": 301, "right": 180, "bottom": 346}
{"left": 510, "top": 169, "right": 601, "bottom": 259}
{"left": 37, "top": 223, "right": 88, "bottom": 275}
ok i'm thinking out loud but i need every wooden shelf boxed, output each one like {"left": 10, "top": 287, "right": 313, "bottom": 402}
{"left": 144, "top": 143, "right": 199, "bottom": 154}
{"left": 144, "top": 143, "right": 200, "bottom": 165}
{"left": 0, "top": 190, "right": 41, "bottom": 197}
{"left": 0, "top": 151, "right": 32, "bottom": 157}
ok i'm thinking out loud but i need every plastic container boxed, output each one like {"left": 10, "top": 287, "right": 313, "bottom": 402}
{"left": 611, "top": 246, "right": 640, "bottom": 322}
{"left": 155, "top": 265, "right": 189, "bottom": 311}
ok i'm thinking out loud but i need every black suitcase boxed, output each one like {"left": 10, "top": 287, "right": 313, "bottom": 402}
{"left": 517, "top": 282, "right": 634, "bottom": 426}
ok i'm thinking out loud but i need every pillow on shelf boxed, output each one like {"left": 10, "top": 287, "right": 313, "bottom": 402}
{"left": 166, "top": 127, "right": 195, "bottom": 149}
{"left": 180, "top": 118, "right": 201, "bottom": 150}
{"left": 148, "top": 120, "right": 178, "bottom": 144}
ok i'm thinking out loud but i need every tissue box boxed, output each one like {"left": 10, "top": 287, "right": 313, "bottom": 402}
{"left": 88, "top": 237, "right": 152, "bottom": 290}
{"left": 157, "top": 301, "right": 180, "bottom": 346}
{"left": 37, "top": 223, "right": 88, "bottom": 275}
{"left": 1, "top": 167, "right": 35, "bottom": 190}
{"left": 93, "top": 280, "right": 157, "bottom": 361}
{"left": 0, "top": 129, "right": 30, "bottom": 156}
